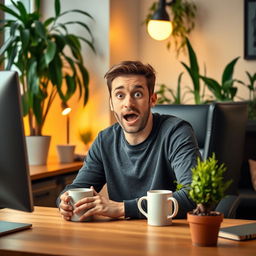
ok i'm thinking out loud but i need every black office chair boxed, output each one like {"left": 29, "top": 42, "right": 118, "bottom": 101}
{"left": 152, "top": 102, "right": 248, "bottom": 218}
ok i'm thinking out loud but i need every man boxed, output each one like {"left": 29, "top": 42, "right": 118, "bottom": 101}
{"left": 58, "top": 60, "right": 200, "bottom": 220}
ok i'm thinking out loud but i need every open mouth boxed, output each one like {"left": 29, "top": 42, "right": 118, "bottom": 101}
{"left": 123, "top": 113, "right": 139, "bottom": 122}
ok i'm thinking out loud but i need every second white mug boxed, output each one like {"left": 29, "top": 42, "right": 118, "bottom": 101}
{"left": 137, "top": 190, "right": 179, "bottom": 226}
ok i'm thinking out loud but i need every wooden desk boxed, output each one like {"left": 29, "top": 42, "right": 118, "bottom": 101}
{"left": 0, "top": 207, "right": 256, "bottom": 256}
{"left": 29, "top": 159, "right": 83, "bottom": 181}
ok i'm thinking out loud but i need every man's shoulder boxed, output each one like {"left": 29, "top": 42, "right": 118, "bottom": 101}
{"left": 98, "top": 122, "right": 122, "bottom": 139}
{"left": 153, "top": 113, "right": 194, "bottom": 139}
{"left": 154, "top": 112, "right": 189, "bottom": 128}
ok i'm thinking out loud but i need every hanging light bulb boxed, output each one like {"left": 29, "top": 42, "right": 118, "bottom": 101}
{"left": 147, "top": 20, "right": 172, "bottom": 41}
{"left": 147, "top": 0, "right": 173, "bottom": 41}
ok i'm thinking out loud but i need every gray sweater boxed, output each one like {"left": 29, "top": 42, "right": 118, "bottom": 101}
{"left": 58, "top": 113, "right": 200, "bottom": 218}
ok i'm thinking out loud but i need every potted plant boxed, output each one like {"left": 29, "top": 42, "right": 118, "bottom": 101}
{"left": 79, "top": 129, "right": 93, "bottom": 152}
{"left": 200, "top": 57, "right": 240, "bottom": 102}
{"left": 0, "top": 0, "right": 95, "bottom": 164}
{"left": 155, "top": 72, "right": 185, "bottom": 104}
{"left": 180, "top": 38, "right": 206, "bottom": 104}
{"left": 187, "top": 154, "right": 232, "bottom": 247}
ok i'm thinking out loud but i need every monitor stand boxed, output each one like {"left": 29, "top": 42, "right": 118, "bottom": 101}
{"left": 0, "top": 221, "right": 32, "bottom": 236}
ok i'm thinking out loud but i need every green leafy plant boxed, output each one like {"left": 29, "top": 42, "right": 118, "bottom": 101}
{"left": 145, "top": 0, "right": 197, "bottom": 55}
{"left": 181, "top": 38, "right": 205, "bottom": 104}
{"left": 189, "top": 154, "right": 232, "bottom": 215}
{"left": 200, "top": 57, "right": 240, "bottom": 102}
{"left": 0, "top": 0, "right": 95, "bottom": 135}
{"left": 237, "top": 71, "right": 256, "bottom": 120}
{"left": 156, "top": 72, "right": 185, "bottom": 104}
{"left": 79, "top": 129, "right": 93, "bottom": 146}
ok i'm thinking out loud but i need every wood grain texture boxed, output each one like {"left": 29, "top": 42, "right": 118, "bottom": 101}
{"left": 0, "top": 207, "right": 256, "bottom": 256}
{"left": 29, "top": 159, "right": 83, "bottom": 180}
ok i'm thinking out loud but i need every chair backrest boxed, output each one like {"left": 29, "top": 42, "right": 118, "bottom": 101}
{"left": 152, "top": 102, "right": 248, "bottom": 195}
{"left": 209, "top": 102, "right": 248, "bottom": 194}
{"left": 152, "top": 104, "right": 214, "bottom": 159}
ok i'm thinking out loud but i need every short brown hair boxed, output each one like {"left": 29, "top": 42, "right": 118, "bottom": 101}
{"left": 104, "top": 60, "right": 156, "bottom": 95}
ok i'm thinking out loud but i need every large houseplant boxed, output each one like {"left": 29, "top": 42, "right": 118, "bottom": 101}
{"left": 187, "top": 154, "right": 231, "bottom": 246}
{"left": 0, "top": 0, "right": 95, "bottom": 164}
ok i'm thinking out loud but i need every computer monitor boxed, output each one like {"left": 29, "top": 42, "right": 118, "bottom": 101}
{"left": 0, "top": 71, "right": 34, "bottom": 236}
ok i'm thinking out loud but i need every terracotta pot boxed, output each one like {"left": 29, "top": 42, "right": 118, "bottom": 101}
{"left": 187, "top": 212, "right": 223, "bottom": 247}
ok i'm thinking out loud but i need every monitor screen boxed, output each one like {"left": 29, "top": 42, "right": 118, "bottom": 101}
{"left": 0, "top": 71, "right": 34, "bottom": 236}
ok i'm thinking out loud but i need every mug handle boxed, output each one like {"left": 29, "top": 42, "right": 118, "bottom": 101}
{"left": 137, "top": 196, "right": 148, "bottom": 218}
{"left": 167, "top": 197, "right": 179, "bottom": 219}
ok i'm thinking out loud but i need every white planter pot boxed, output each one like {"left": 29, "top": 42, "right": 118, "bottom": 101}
{"left": 26, "top": 136, "right": 51, "bottom": 166}
{"left": 56, "top": 144, "right": 76, "bottom": 163}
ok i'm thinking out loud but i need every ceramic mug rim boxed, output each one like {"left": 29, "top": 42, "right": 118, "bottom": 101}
{"left": 147, "top": 190, "right": 173, "bottom": 194}
{"left": 68, "top": 188, "right": 93, "bottom": 193}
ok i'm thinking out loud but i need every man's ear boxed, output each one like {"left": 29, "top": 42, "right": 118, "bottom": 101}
{"left": 109, "top": 98, "right": 113, "bottom": 111}
{"left": 150, "top": 93, "right": 157, "bottom": 107}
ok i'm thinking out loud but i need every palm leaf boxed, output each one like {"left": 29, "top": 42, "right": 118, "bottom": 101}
{"left": 64, "top": 21, "right": 94, "bottom": 40}
{"left": 60, "top": 9, "right": 94, "bottom": 20}
{"left": 0, "top": 3, "right": 20, "bottom": 20}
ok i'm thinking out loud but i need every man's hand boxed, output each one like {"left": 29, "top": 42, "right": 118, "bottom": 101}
{"left": 73, "top": 186, "right": 125, "bottom": 221}
{"left": 59, "top": 191, "right": 73, "bottom": 221}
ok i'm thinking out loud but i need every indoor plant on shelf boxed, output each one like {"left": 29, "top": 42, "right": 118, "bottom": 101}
{"left": 0, "top": 0, "right": 95, "bottom": 165}
{"left": 200, "top": 57, "right": 240, "bottom": 102}
{"left": 187, "top": 154, "right": 232, "bottom": 247}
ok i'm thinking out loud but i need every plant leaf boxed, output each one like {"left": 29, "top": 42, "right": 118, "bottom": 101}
{"left": 221, "top": 57, "right": 239, "bottom": 85}
{"left": 0, "top": 3, "right": 20, "bottom": 20}
{"left": 55, "top": 0, "right": 61, "bottom": 17}
{"left": 64, "top": 21, "right": 94, "bottom": 40}
{"left": 35, "top": 20, "right": 46, "bottom": 39}
{"left": 20, "top": 29, "right": 30, "bottom": 50}
{"left": 45, "top": 41, "right": 56, "bottom": 65}
{"left": 60, "top": 9, "right": 94, "bottom": 20}
{"left": 201, "top": 76, "right": 222, "bottom": 100}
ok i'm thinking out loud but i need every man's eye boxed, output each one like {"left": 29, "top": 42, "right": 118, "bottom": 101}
{"left": 134, "top": 92, "right": 143, "bottom": 98}
{"left": 116, "top": 93, "right": 124, "bottom": 99}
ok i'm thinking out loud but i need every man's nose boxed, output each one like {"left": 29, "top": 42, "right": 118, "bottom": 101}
{"left": 124, "top": 95, "right": 134, "bottom": 108}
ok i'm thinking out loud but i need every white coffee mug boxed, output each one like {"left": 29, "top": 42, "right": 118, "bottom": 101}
{"left": 68, "top": 188, "right": 93, "bottom": 222}
{"left": 137, "top": 190, "right": 179, "bottom": 226}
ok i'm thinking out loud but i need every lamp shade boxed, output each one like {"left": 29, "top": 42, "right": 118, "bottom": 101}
{"left": 147, "top": 20, "right": 172, "bottom": 41}
{"left": 61, "top": 102, "right": 71, "bottom": 115}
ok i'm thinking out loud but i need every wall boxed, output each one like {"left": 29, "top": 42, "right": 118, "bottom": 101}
{"left": 109, "top": 0, "right": 140, "bottom": 123}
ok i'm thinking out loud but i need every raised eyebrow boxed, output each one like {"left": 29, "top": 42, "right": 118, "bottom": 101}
{"left": 113, "top": 85, "right": 124, "bottom": 92}
{"left": 133, "top": 85, "right": 145, "bottom": 90}
{"left": 113, "top": 84, "right": 145, "bottom": 92}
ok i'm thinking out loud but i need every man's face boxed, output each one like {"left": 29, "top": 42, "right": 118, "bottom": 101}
{"left": 110, "top": 75, "right": 156, "bottom": 135}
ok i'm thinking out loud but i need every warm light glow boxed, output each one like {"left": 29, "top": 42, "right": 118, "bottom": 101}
{"left": 147, "top": 20, "right": 172, "bottom": 41}
{"left": 62, "top": 107, "right": 71, "bottom": 116}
